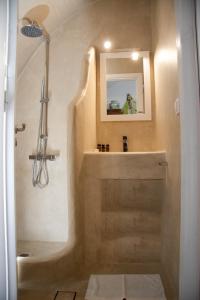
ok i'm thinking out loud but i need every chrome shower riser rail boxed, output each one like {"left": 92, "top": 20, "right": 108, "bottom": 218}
{"left": 21, "top": 20, "right": 53, "bottom": 188}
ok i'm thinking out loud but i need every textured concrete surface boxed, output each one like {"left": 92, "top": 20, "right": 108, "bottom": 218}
{"left": 82, "top": 152, "right": 166, "bottom": 179}
{"left": 82, "top": 152, "right": 165, "bottom": 268}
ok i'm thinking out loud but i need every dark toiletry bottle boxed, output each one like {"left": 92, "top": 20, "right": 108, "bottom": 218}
{"left": 97, "top": 144, "right": 101, "bottom": 152}
{"left": 106, "top": 144, "right": 110, "bottom": 152}
{"left": 102, "top": 144, "right": 106, "bottom": 152}
{"left": 123, "top": 136, "right": 128, "bottom": 152}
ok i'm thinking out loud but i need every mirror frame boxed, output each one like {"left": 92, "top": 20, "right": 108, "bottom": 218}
{"left": 100, "top": 51, "right": 152, "bottom": 121}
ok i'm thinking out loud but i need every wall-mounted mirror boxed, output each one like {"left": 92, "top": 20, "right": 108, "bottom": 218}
{"left": 100, "top": 51, "right": 151, "bottom": 121}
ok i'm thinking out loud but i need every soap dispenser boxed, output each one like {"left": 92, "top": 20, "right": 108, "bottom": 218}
{"left": 123, "top": 136, "right": 128, "bottom": 152}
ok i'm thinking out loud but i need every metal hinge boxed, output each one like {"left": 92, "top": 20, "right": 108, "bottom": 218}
{"left": 4, "top": 64, "right": 8, "bottom": 111}
{"left": 4, "top": 89, "right": 8, "bottom": 109}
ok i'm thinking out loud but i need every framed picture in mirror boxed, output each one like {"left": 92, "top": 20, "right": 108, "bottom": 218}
{"left": 100, "top": 51, "right": 151, "bottom": 121}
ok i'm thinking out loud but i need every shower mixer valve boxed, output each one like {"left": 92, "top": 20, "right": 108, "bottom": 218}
{"left": 15, "top": 123, "right": 26, "bottom": 134}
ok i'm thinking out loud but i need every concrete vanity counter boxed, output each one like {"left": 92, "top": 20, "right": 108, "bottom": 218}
{"left": 82, "top": 151, "right": 167, "bottom": 179}
{"left": 81, "top": 151, "right": 166, "bottom": 268}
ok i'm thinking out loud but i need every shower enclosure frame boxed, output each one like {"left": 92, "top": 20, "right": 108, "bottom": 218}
{"left": 0, "top": 1, "right": 200, "bottom": 299}
{"left": 0, "top": 0, "right": 17, "bottom": 299}
{"left": 176, "top": 0, "right": 200, "bottom": 299}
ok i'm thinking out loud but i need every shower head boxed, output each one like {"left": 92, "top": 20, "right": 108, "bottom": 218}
{"left": 21, "top": 19, "right": 43, "bottom": 38}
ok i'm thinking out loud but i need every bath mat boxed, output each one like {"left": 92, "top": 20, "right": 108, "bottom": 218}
{"left": 54, "top": 291, "right": 76, "bottom": 300}
{"left": 85, "top": 274, "right": 166, "bottom": 300}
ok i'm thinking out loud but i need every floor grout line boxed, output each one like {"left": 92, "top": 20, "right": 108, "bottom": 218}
{"left": 54, "top": 291, "right": 77, "bottom": 300}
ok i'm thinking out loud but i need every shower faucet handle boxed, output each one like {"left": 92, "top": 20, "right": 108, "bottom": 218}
{"left": 15, "top": 123, "right": 26, "bottom": 134}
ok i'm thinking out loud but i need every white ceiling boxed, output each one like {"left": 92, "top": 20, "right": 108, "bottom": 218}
{"left": 17, "top": 0, "right": 99, "bottom": 74}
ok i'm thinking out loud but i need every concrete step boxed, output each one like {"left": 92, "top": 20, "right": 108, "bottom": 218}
{"left": 101, "top": 179, "right": 164, "bottom": 212}
{"left": 99, "top": 235, "right": 161, "bottom": 264}
{"left": 101, "top": 211, "right": 161, "bottom": 239}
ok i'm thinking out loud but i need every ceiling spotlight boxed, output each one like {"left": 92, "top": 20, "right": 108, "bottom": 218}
{"left": 131, "top": 51, "right": 139, "bottom": 61}
{"left": 104, "top": 40, "right": 112, "bottom": 50}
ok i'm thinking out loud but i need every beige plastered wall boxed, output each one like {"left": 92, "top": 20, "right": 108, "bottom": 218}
{"left": 151, "top": 0, "right": 180, "bottom": 298}
{"left": 75, "top": 48, "right": 96, "bottom": 177}
{"left": 16, "top": 0, "right": 155, "bottom": 257}
{"left": 17, "top": 47, "right": 97, "bottom": 285}
{"left": 16, "top": 0, "right": 180, "bottom": 288}
{"left": 96, "top": 0, "right": 156, "bottom": 152}
{"left": 16, "top": 0, "right": 155, "bottom": 244}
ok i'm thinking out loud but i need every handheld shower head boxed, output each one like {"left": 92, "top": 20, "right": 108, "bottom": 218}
{"left": 21, "top": 19, "right": 43, "bottom": 38}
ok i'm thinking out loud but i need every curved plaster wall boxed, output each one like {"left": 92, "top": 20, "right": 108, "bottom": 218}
{"left": 16, "top": 0, "right": 155, "bottom": 248}
{"left": 17, "top": 48, "right": 96, "bottom": 286}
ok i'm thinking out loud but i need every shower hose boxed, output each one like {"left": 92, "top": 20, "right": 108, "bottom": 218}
{"left": 32, "top": 80, "right": 49, "bottom": 188}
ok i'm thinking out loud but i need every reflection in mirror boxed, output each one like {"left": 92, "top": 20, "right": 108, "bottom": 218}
{"left": 100, "top": 51, "right": 151, "bottom": 121}
{"left": 106, "top": 74, "right": 143, "bottom": 115}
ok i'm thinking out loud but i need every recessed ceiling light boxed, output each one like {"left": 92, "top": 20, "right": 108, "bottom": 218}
{"left": 131, "top": 51, "right": 139, "bottom": 61}
{"left": 104, "top": 40, "right": 112, "bottom": 50}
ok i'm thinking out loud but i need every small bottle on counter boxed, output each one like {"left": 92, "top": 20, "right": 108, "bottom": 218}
{"left": 97, "top": 144, "right": 101, "bottom": 152}
{"left": 123, "top": 136, "right": 128, "bottom": 152}
{"left": 106, "top": 144, "right": 110, "bottom": 152}
{"left": 102, "top": 144, "right": 106, "bottom": 152}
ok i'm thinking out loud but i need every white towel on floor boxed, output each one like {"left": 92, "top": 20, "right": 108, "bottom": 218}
{"left": 85, "top": 274, "right": 166, "bottom": 300}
